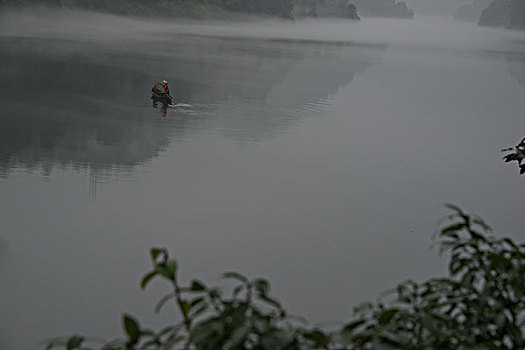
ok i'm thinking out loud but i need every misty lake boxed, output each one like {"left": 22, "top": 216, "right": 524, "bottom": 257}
{"left": 1, "top": 10, "right": 524, "bottom": 349}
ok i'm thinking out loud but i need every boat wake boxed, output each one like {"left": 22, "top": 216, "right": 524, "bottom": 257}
{"left": 169, "top": 103, "right": 192, "bottom": 108}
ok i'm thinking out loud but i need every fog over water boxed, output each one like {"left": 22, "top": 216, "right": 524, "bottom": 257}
{"left": 1, "top": 9, "right": 524, "bottom": 350}
{"left": 405, "top": 0, "right": 464, "bottom": 15}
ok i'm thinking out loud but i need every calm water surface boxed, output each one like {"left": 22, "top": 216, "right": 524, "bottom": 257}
{"left": 1, "top": 11, "right": 524, "bottom": 349}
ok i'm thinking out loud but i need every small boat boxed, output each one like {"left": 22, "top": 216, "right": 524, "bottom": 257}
{"left": 151, "top": 81, "right": 173, "bottom": 108}
{"left": 151, "top": 91, "right": 173, "bottom": 108}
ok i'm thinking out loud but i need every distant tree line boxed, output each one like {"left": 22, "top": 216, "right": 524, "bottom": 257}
{"left": 455, "top": 0, "right": 525, "bottom": 29}
{"left": 0, "top": 0, "right": 295, "bottom": 18}
{"left": 479, "top": 0, "right": 525, "bottom": 29}
{"left": 0, "top": 0, "right": 411, "bottom": 19}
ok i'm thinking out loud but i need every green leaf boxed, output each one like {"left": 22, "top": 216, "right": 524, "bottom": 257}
{"left": 66, "top": 336, "right": 84, "bottom": 350}
{"left": 165, "top": 259, "right": 178, "bottom": 279}
{"left": 487, "top": 253, "right": 511, "bottom": 269}
{"left": 224, "top": 324, "right": 251, "bottom": 350}
{"left": 461, "top": 271, "right": 476, "bottom": 289}
{"left": 180, "top": 300, "right": 191, "bottom": 317}
{"left": 123, "top": 314, "right": 140, "bottom": 344}
{"left": 233, "top": 284, "right": 244, "bottom": 297}
{"left": 341, "top": 319, "right": 366, "bottom": 334}
{"left": 140, "top": 271, "right": 157, "bottom": 290}
{"left": 150, "top": 248, "right": 164, "bottom": 263}
{"left": 253, "top": 279, "right": 270, "bottom": 294}
{"left": 140, "top": 329, "right": 155, "bottom": 337}
{"left": 378, "top": 334, "right": 405, "bottom": 347}
{"left": 378, "top": 309, "right": 398, "bottom": 326}
{"left": 421, "top": 314, "right": 435, "bottom": 332}
{"left": 222, "top": 272, "right": 248, "bottom": 283}
{"left": 468, "top": 230, "right": 487, "bottom": 242}
{"left": 155, "top": 293, "right": 176, "bottom": 313}
{"left": 258, "top": 293, "right": 282, "bottom": 310}
{"left": 190, "top": 322, "right": 219, "bottom": 346}
{"left": 450, "top": 258, "right": 471, "bottom": 275}
{"left": 155, "top": 265, "right": 175, "bottom": 281}
{"left": 444, "top": 203, "right": 465, "bottom": 215}
{"left": 208, "top": 287, "right": 222, "bottom": 300}
{"left": 472, "top": 218, "right": 491, "bottom": 231}
{"left": 157, "top": 325, "right": 178, "bottom": 337}
{"left": 502, "top": 238, "right": 518, "bottom": 249}
{"left": 163, "top": 335, "right": 185, "bottom": 347}
{"left": 190, "top": 280, "right": 207, "bottom": 292}
{"left": 441, "top": 223, "right": 467, "bottom": 236}
{"left": 304, "top": 329, "right": 330, "bottom": 346}
{"left": 508, "top": 324, "right": 524, "bottom": 347}
{"left": 495, "top": 313, "right": 506, "bottom": 329}
{"left": 190, "top": 297, "right": 206, "bottom": 308}
{"left": 190, "top": 303, "right": 209, "bottom": 318}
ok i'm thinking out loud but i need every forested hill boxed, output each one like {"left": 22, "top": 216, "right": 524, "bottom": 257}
{"left": 0, "top": 0, "right": 412, "bottom": 19}
{"left": 0, "top": 0, "right": 296, "bottom": 18}
{"left": 455, "top": 0, "right": 525, "bottom": 29}
{"left": 479, "top": 0, "right": 525, "bottom": 29}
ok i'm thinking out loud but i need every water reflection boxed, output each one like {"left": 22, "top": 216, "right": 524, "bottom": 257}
{"left": 507, "top": 50, "right": 525, "bottom": 90}
{"left": 0, "top": 235, "right": 8, "bottom": 267}
{"left": 0, "top": 35, "right": 383, "bottom": 182}
{"left": 0, "top": 38, "right": 172, "bottom": 180}
{"left": 482, "top": 41, "right": 525, "bottom": 91}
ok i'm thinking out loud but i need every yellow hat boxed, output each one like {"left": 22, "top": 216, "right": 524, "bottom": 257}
{"left": 162, "top": 80, "right": 168, "bottom": 84}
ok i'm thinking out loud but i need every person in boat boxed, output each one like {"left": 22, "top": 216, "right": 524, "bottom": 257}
{"left": 151, "top": 80, "right": 173, "bottom": 107}
{"left": 151, "top": 81, "right": 162, "bottom": 95}
{"left": 162, "top": 80, "right": 170, "bottom": 96}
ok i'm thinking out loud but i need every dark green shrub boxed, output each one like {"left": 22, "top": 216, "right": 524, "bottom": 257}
{"left": 503, "top": 137, "right": 525, "bottom": 174}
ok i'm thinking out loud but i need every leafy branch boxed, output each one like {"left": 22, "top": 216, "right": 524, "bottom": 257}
{"left": 44, "top": 206, "right": 524, "bottom": 350}
{"left": 502, "top": 137, "right": 525, "bottom": 174}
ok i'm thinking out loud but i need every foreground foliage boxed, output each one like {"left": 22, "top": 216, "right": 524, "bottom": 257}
{"left": 503, "top": 137, "right": 525, "bottom": 175}
{"left": 45, "top": 205, "right": 524, "bottom": 350}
